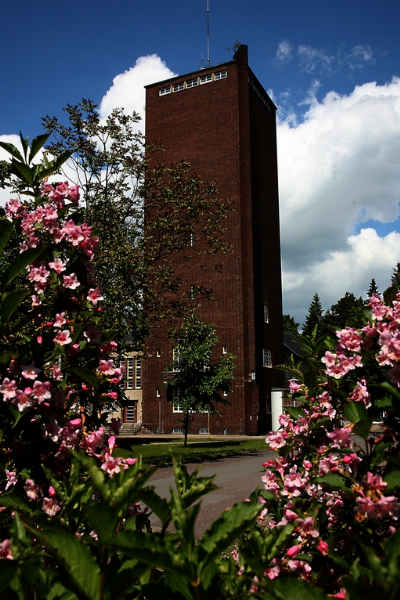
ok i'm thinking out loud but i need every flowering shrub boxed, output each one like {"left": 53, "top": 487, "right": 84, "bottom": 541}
{"left": 238, "top": 290, "right": 400, "bottom": 599}
{"left": 1, "top": 134, "right": 399, "bottom": 599}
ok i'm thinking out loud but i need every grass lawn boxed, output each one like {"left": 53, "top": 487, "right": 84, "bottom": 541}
{"left": 114, "top": 437, "right": 269, "bottom": 465}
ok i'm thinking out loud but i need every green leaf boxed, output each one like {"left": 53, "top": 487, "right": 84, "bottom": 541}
{"left": 84, "top": 501, "right": 120, "bottom": 543}
{"left": 0, "top": 219, "right": 15, "bottom": 253}
{"left": 0, "top": 491, "right": 41, "bottom": 518}
{"left": 0, "top": 290, "right": 28, "bottom": 322}
{"left": 376, "top": 381, "right": 400, "bottom": 400}
{"left": 313, "top": 474, "right": 353, "bottom": 493}
{"left": 198, "top": 500, "right": 261, "bottom": 573}
{"left": 384, "top": 470, "right": 400, "bottom": 493}
{"left": 36, "top": 151, "right": 73, "bottom": 182}
{"left": 71, "top": 452, "right": 110, "bottom": 501}
{"left": 109, "top": 530, "right": 188, "bottom": 576}
{"left": 0, "top": 560, "right": 19, "bottom": 594}
{"left": 28, "top": 133, "right": 50, "bottom": 163}
{"left": 11, "top": 159, "right": 34, "bottom": 185}
{"left": 375, "top": 396, "right": 393, "bottom": 408}
{"left": 285, "top": 407, "right": 306, "bottom": 419}
{"left": 138, "top": 486, "right": 172, "bottom": 525}
{"left": 352, "top": 419, "right": 373, "bottom": 440}
{"left": 27, "top": 527, "right": 101, "bottom": 600}
{"left": 0, "top": 245, "right": 48, "bottom": 290}
{"left": 66, "top": 367, "right": 98, "bottom": 387}
{"left": 344, "top": 400, "right": 369, "bottom": 423}
{"left": 258, "top": 576, "right": 330, "bottom": 600}
{"left": 0, "top": 141, "right": 23, "bottom": 162}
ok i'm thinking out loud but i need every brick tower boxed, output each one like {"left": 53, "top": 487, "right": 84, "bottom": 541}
{"left": 142, "top": 45, "right": 284, "bottom": 435}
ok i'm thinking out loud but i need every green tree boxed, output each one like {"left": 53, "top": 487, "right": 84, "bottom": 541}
{"left": 366, "top": 277, "right": 379, "bottom": 298}
{"left": 302, "top": 293, "right": 323, "bottom": 338}
{"left": 391, "top": 262, "right": 400, "bottom": 287}
{"left": 321, "top": 291, "right": 365, "bottom": 332}
{"left": 282, "top": 314, "right": 300, "bottom": 337}
{"left": 35, "top": 100, "right": 232, "bottom": 349}
{"left": 164, "top": 310, "right": 235, "bottom": 447}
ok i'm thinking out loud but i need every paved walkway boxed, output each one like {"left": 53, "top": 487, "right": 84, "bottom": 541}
{"left": 146, "top": 450, "right": 276, "bottom": 536}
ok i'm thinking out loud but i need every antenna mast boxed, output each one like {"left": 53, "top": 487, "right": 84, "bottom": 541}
{"left": 206, "top": 0, "right": 210, "bottom": 66}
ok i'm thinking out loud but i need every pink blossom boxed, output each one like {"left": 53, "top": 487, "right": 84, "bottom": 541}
{"left": 286, "top": 545, "right": 301, "bottom": 558}
{"left": 48, "top": 486, "right": 57, "bottom": 497}
{"left": 24, "top": 479, "right": 42, "bottom": 501}
{"left": 87, "top": 288, "right": 104, "bottom": 306}
{"left": 63, "top": 273, "right": 80, "bottom": 289}
{"left": 0, "top": 539, "right": 13, "bottom": 560}
{"left": 317, "top": 540, "right": 329, "bottom": 556}
{"left": 81, "top": 426, "right": 105, "bottom": 454}
{"left": 6, "top": 198, "right": 24, "bottom": 216}
{"left": 0, "top": 378, "right": 17, "bottom": 400}
{"left": 66, "top": 184, "right": 80, "bottom": 204}
{"left": 21, "top": 362, "right": 41, "bottom": 380}
{"left": 356, "top": 495, "right": 399, "bottom": 519}
{"left": 289, "top": 380, "right": 302, "bottom": 395}
{"left": 48, "top": 258, "right": 66, "bottom": 274}
{"left": 53, "top": 312, "right": 67, "bottom": 328}
{"left": 327, "top": 427, "right": 353, "bottom": 449}
{"left": 12, "top": 387, "right": 34, "bottom": 411}
{"left": 98, "top": 360, "right": 116, "bottom": 376}
{"left": 31, "top": 295, "right": 42, "bottom": 307}
{"left": 100, "top": 341, "right": 118, "bottom": 355}
{"left": 101, "top": 452, "right": 122, "bottom": 476}
{"left": 42, "top": 497, "right": 61, "bottom": 517}
{"left": 336, "top": 327, "right": 363, "bottom": 352}
{"left": 31, "top": 380, "right": 52, "bottom": 403}
{"left": 53, "top": 330, "right": 72, "bottom": 346}
{"left": 266, "top": 431, "right": 287, "bottom": 450}
{"left": 5, "top": 469, "right": 17, "bottom": 490}
{"left": 264, "top": 566, "right": 281, "bottom": 580}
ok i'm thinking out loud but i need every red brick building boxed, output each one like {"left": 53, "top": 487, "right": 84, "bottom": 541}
{"left": 141, "top": 45, "right": 284, "bottom": 435}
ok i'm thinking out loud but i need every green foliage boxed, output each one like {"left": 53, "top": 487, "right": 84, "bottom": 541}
{"left": 302, "top": 293, "right": 323, "bottom": 338}
{"left": 38, "top": 101, "right": 233, "bottom": 348}
{"left": 164, "top": 310, "right": 236, "bottom": 446}
{"left": 282, "top": 314, "right": 300, "bottom": 337}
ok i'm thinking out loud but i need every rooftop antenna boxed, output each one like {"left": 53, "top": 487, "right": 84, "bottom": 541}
{"left": 206, "top": 0, "right": 210, "bottom": 66}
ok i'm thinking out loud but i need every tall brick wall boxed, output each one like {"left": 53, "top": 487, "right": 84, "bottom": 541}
{"left": 142, "top": 45, "right": 284, "bottom": 435}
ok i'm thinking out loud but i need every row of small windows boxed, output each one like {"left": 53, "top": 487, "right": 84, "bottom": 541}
{"left": 159, "top": 70, "right": 227, "bottom": 96}
{"left": 120, "top": 357, "right": 142, "bottom": 390}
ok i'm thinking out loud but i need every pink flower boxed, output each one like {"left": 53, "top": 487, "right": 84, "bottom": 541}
{"left": 24, "top": 479, "right": 42, "bottom": 501}
{"left": 87, "top": 288, "right": 104, "bottom": 306}
{"left": 12, "top": 387, "right": 34, "bottom": 411}
{"left": 98, "top": 360, "right": 116, "bottom": 376}
{"left": 286, "top": 545, "right": 301, "bottom": 558}
{"left": 101, "top": 452, "right": 122, "bottom": 476}
{"left": 63, "top": 273, "right": 80, "bottom": 289}
{"left": 5, "top": 469, "right": 18, "bottom": 490}
{"left": 327, "top": 427, "right": 352, "bottom": 449}
{"left": 32, "top": 380, "right": 52, "bottom": 403}
{"left": 266, "top": 431, "right": 287, "bottom": 450}
{"left": 48, "top": 258, "right": 66, "bottom": 274}
{"left": 66, "top": 184, "right": 80, "bottom": 204}
{"left": 53, "top": 330, "right": 72, "bottom": 346}
{"left": 53, "top": 312, "right": 67, "bottom": 328}
{"left": 317, "top": 540, "right": 329, "bottom": 556}
{"left": 21, "top": 362, "right": 41, "bottom": 380}
{"left": 0, "top": 378, "right": 17, "bottom": 400}
{"left": 42, "top": 497, "right": 61, "bottom": 517}
{"left": 0, "top": 539, "right": 13, "bottom": 560}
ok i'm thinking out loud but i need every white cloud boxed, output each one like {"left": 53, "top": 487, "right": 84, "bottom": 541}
{"left": 278, "top": 77, "right": 400, "bottom": 325}
{"left": 275, "top": 40, "right": 293, "bottom": 63}
{"left": 99, "top": 54, "right": 177, "bottom": 125}
{"left": 344, "top": 44, "right": 375, "bottom": 70}
{"left": 297, "top": 45, "right": 334, "bottom": 75}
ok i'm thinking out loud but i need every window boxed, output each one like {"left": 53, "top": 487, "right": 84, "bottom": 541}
{"left": 190, "top": 284, "right": 195, "bottom": 301}
{"left": 156, "top": 388, "right": 161, "bottom": 398}
{"left": 124, "top": 357, "right": 142, "bottom": 389}
{"left": 222, "top": 345, "right": 228, "bottom": 354}
{"left": 214, "top": 70, "right": 227, "bottom": 80}
{"left": 159, "top": 86, "right": 171, "bottom": 96}
{"left": 190, "top": 232, "right": 195, "bottom": 247}
{"left": 263, "top": 349, "right": 272, "bottom": 368}
{"left": 186, "top": 78, "right": 198, "bottom": 89}
{"left": 264, "top": 304, "right": 269, "bottom": 324}
{"left": 156, "top": 349, "right": 161, "bottom": 358}
{"left": 200, "top": 73, "right": 212, "bottom": 84}
{"left": 173, "top": 82, "right": 184, "bottom": 92}
{"left": 173, "top": 347, "right": 180, "bottom": 370}
{"left": 173, "top": 387, "right": 183, "bottom": 412}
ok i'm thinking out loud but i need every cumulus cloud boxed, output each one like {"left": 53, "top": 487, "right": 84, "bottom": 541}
{"left": 278, "top": 77, "right": 400, "bottom": 324}
{"left": 99, "top": 54, "right": 176, "bottom": 124}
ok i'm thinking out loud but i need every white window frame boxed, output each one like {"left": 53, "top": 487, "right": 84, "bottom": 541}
{"left": 264, "top": 304, "right": 269, "bottom": 324}
{"left": 173, "top": 387, "right": 183, "bottom": 412}
{"left": 200, "top": 73, "right": 212, "bottom": 85}
{"left": 124, "top": 357, "right": 142, "bottom": 390}
{"left": 159, "top": 86, "right": 171, "bottom": 96}
{"left": 186, "top": 78, "right": 198, "bottom": 89}
{"left": 173, "top": 82, "right": 184, "bottom": 92}
{"left": 263, "top": 349, "right": 272, "bottom": 368}
{"left": 214, "top": 70, "right": 227, "bottom": 81}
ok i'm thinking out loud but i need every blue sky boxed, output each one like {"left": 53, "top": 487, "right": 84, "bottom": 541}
{"left": 1, "top": 0, "right": 400, "bottom": 326}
